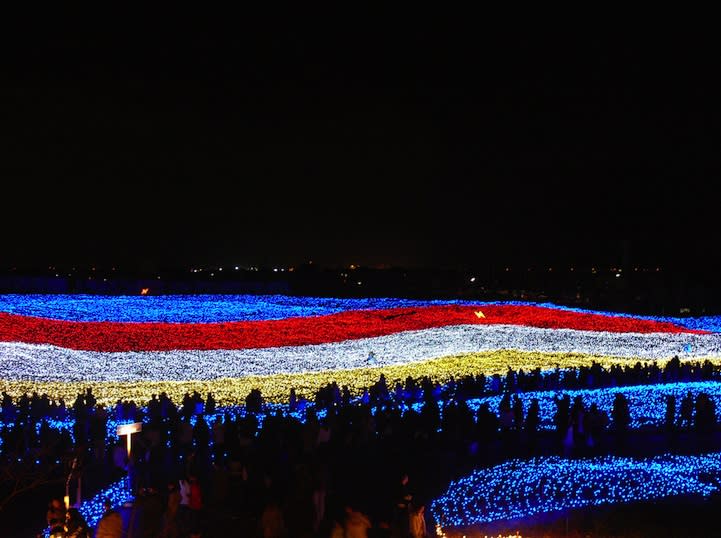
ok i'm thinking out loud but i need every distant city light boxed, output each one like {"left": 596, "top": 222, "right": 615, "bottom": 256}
{"left": 234, "top": 266, "right": 239, "bottom": 270}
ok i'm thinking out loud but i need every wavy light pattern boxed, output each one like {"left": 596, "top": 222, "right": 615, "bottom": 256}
{"left": 4, "top": 352, "right": 721, "bottom": 406}
{"left": 0, "top": 294, "right": 475, "bottom": 322}
{"left": 0, "top": 350, "right": 707, "bottom": 405}
{"left": 431, "top": 453, "right": 721, "bottom": 529}
{"left": 0, "top": 304, "right": 700, "bottom": 353}
{"left": 1, "top": 295, "right": 720, "bottom": 333}
{"left": 2, "top": 326, "right": 721, "bottom": 384}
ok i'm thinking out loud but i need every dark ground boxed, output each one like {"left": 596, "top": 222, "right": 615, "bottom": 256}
{"left": 448, "top": 496, "right": 721, "bottom": 538}
{"left": 12, "top": 428, "right": 721, "bottom": 537}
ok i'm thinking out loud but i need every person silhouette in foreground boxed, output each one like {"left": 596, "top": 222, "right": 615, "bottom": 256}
{"left": 94, "top": 498, "right": 122, "bottom": 538}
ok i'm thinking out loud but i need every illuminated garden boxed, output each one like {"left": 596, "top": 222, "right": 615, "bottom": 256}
{"left": 2, "top": 294, "right": 721, "bottom": 536}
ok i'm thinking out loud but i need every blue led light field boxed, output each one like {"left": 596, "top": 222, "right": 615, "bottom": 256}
{"left": 431, "top": 452, "right": 721, "bottom": 529}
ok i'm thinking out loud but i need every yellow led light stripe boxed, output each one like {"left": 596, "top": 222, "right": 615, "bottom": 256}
{"left": 3, "top": 350, "right": 720, "bottom": 406}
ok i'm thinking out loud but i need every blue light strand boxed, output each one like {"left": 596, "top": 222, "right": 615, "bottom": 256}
{"left": 0, "top": 294, "right": 718, "bottom": 331}
{"left": 41, "top": 477, "right": 133, "bottom": 537}
{"left": 78, "top": 477, "right": 134, "bottom": 528}
{"left": 0, "top": 294, "right": 475, "bottom": 322}
{"left": 431, "top": 452, "right": 721, "bottom": 529}
{"left": 461, "top": 380, "right": 721, "bottom": 430}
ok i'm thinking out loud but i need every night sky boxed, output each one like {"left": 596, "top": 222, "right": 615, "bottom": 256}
{"left": 1, "top": 18, "right": 717, "bottom": 272}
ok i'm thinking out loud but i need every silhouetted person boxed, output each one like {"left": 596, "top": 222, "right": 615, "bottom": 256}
{"left": 344, "top": 505, "right": 371, "bottom": 538}
{"left": 260, "top": 500, "right": 286, "bottom": 538}
{"left": 680, "top": 391, "right": 694, "bottom": 429}
{"left": 95, "top": 498, "right": 123, "bottom": 538}
{"left": 65, "top": 507, "right": 91, "bottom": 538}
{"left": 409, "top": 502, "right": 428, "bottom": 538}
{"left": 46, "top": 498, "right": 65, "bottom": 536}
{"left": 665, "top": 394, "right": 676, "bottom": 431}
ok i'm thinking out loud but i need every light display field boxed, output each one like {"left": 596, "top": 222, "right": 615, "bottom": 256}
{"left": 1, "top": 294, "right": 720, "bottom": 405}
{"left": 7, "top": 294, "right": 721, "bottom": 533}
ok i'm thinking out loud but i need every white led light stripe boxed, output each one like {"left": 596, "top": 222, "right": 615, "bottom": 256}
{"left": 2, "top": 324, "right": 721, "bottom": 383}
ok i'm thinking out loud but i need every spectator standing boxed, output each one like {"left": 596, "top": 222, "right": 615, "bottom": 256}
{"left": 46, "top": 498, "right": 66, "bottom": 536}
{"left": 94, "top": 498, "right": 123, "bottom": 538}
{"left": 65, "top": 507, "right": 91, "bottom": 538}
{"left": 344, "top": 506, "right": 371, "bottom": 538}
{"left": 161, "top": 481, "right": 181, "bottom": 538}
{"left": 409, "top": 503, "right": 428, "bottom": 538}
{"left": 188, "top": 474, "right": 203, "bottom": 535}
{"left": 260, "top": 500, "right": 286, "bottom": 538}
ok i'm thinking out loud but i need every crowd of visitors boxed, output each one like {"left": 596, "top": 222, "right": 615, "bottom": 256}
{"left": 1, "top": 357, "right": 720, "bottom": 536}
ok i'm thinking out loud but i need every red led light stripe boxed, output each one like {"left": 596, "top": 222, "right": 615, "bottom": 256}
{"left": 0, "top": 305, "right": 702, "bottom": 352}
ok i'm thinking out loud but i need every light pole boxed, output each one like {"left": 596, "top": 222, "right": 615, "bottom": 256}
{"left": 117, "top": 422, "right": 142, "bottom": 491}
{"left": 116, "top": 422, "right": 143, "bottom": 460}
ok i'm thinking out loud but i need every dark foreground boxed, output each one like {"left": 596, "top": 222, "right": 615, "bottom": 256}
{"left": 447, "top": 494, "right": 721, "bottom": 538}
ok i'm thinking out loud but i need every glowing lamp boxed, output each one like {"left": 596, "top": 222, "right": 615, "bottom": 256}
{"left": 116, "top": 422, "right": 142, "bottom": 458}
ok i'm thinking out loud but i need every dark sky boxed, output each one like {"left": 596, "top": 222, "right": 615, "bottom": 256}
{"left": 0, "top": 16, "right": 717, "bottom": 271}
